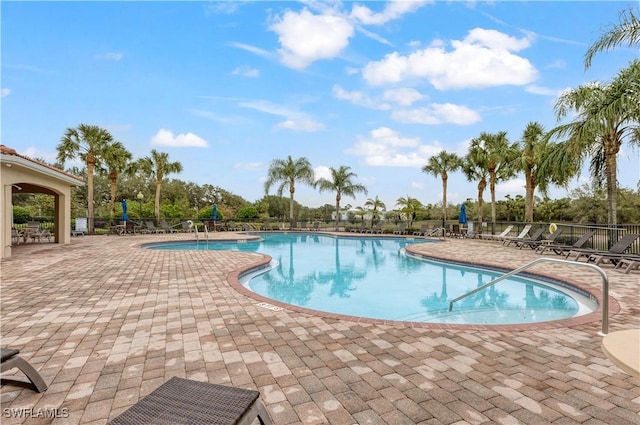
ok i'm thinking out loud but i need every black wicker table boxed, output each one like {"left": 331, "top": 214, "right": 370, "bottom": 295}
{"left": 108, "top": 377, "right": 273, "bottom": 425}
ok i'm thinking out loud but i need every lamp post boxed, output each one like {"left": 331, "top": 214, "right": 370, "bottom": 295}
{"left": 137, "top": 192, "right": 144, "bottom": 218}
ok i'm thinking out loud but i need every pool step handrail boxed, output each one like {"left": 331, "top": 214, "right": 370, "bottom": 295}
{"left": 448, "top": 257, "right": 609, "bottom": 335}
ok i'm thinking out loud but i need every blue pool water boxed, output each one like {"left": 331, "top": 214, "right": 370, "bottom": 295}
{"left": 146, "top": 233, "right": 596, "bottom": 325}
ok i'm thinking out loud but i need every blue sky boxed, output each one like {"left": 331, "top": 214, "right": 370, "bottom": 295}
{"left": 2, "top": 1, "right": 638, "bottom": 209}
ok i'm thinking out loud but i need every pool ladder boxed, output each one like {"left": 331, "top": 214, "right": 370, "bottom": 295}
{"left": 193, "top": 225, "right": 210, "bottom": 241}
{"left": 448, "top": 257, "right": 610, "bottom": 335}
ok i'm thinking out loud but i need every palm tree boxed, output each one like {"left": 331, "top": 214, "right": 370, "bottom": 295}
{"left": 99, "top": 141, "right": 132, "bottom": 219}
{"left": 315, "top": 166, "right": 368, "bottom": 231}
{"left": 395, "top": 196, "right": 423, "bottom": 228}
{"left": 364, "top": 196, "right": 386, "bottom": 224}
{"left": 264, "top": 156, "right": 315, "bottom": 227}
{"left": 584, "top": 7, "right": 640, "bottom": 69}
{"left": 515, "top": 122, "right": 553, "bottom": 223}
{"left": 462, "top": 140, "right": 490, "bottom": 224}
{"left": 422, "top": 150, "right": 463, "bottom": 221}
{"left": 545, "top": 60, "right": 640, "bottom": 225}
{"left": 57, "top": 124, "right": 114, "bottom": 233}
{"left": 138, "top": 149, "right": 183, "bottom": 221}
{"left": 475, "top": 132, "right": 518, "bottom": 228}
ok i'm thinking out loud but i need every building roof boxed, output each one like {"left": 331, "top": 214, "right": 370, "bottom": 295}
{"left": 1, "top": 145, "right": 84, "bottom": 186}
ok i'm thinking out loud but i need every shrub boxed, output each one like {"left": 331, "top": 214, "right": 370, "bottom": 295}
{"left": 12, "top": 206, "right": 31, "bottom": 224}
{"left": 236, "top": 206, "right": 259, "bottom": 219}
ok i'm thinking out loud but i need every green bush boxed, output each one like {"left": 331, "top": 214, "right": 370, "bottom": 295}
{"left": 12, "top": 206, "right": 31, "bottom": 224}
{"left": 236, "top": 206, "right": 259, "bottom": 219}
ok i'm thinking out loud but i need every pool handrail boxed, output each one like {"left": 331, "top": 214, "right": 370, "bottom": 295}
{"left": 448, "top": 257, "right": 610, "bottom": 335}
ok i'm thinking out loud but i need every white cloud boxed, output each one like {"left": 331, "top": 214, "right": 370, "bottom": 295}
{"left": 350, "top": 0, "right": 431, "bottom": 25}
{"left": 1, "top": 88, "right": 10, "bottom": 98}
{"left": 95, "top": 52, "right": 123, "bottom": 61}
{"left": 240, "top": 100, "right": 324, "bottom": 132}
{"left": 234, "top": 162, "right": 264, "bottom": 171}
{"left": 314, "top": 165, "right": 332, "bottom": 181}
{"left": 391, "top": 103, "right": 481, "bottom": 125}
{"left": 269, "top": 8, "right": 354, "bottom": 69}
{"left": 150, "top": 129, "right": 209, "bottom": 148}
{"left": 231, "top": 66, "right": 260, "bottom": 77}
{"left": 332, "top": 85, "right": 391, "bottom": 110}
{"left": 345, "top": 127, "right": 442, "bottom": 167}
{"left": 525, "top": 85, "right": 561, "bottom": 96}
{"left": 382, "top": 87, "right": 425, "bottom": 106}
{"left": 229, "top": 42, "right": 274, "bottom": 59}
{"left": 362, "top": 28, "right": 538, "bottom": 89}
{"left": 497, "top": 178, "right": 526, "bottom": 196}
{"left": 277, "top": 118, "right": 324, "bottom": 132}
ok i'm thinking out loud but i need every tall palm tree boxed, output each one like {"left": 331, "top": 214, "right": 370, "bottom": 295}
{"left": 99, "top": 141, "right": 132, "bottom": 219}
{"left": 364, "top": 196, "right": 386, "bottom": 224}
{"left": 515, "top": 122, "right": 552, "bottom": 222}
{"left": 264, "top": 156, "right": 315, "bottom": 227}
{"left": 422, "top": 150, "right": 463, "bottom": 221}
{"left": 315, "top": 166, "right": 368, "bottom": 230}
{"left": 462, "top": 140, "right": 490, "bottom": 224}
{"left": 138, "top": 149, "right": 183, "bottom": 221}
{"left": 395, "top": 196, "right": 423, "bottom": 228}
{"left": 584, "top": 7, "right": 640, "bottom": 69}
{"left": 57, "top": 124, "right": 114, "bottom": 233}
{"left": 545, "top": 60, "right": 640, "bottom": 225}
{"left": 476, "top": 132, "right": 518, "bottom": 227}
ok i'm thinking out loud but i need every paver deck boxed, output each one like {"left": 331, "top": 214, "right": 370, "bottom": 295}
{"left": 1, "top": 232, "right": 639, "bottom": 424}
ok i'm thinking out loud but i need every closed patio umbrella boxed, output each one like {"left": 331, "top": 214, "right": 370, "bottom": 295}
{"left": 122, "top": 199, "right": 128, "bottom": 223}
{"left": 458, "top": 204, "right": 467, "bottom": 224}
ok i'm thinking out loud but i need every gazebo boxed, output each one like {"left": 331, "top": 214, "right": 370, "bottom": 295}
{"left": 0, "top": 145, "right": 84, "bottom": 259}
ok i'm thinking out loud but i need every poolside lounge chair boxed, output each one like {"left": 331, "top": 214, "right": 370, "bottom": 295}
{"left": 181, "top": 221, "right": 194, "bottom": 233}
{"left": 310, "top": 221, "right": 321, "bottom": 231}
{"left": 535, "top": 230, "right": 596, "bottom": 255}
{"left": 500, "top": 224, "right": 533, "bottom": 246}
{"left": 413, "top": 224, "right": 428, "bottom": 236}
{"left": 145, "top": 221, "right": 165, "bottom": 233}
{"left": 393, "top": 223, "right": 407, "bottom": 235}
{"left": 366, "top": 222, "right": 383, "bottom": 234}
{"left": 107, "top": 377, "right": 272, "bottom": 425}
{"left": 241, "top": 223, "right": 253, "bottom": 232}
{"left": 567, "top": 233, "right": 640, "bottom": 263}
{"left": 614, "top": 257, "right": 640, "bottom": 274}
{"left": 481, "top": 225, "right": 514, "bottom": 241}
{"left": 350, "top": 222, "right": 366, "bottom": 233}
{"left": 261, "top": 222, "right": 272, "bottom": 231}
{"left": 1, "top": 347, "right": 48, "bottom": 392}
{"left": 160, "top": 220, "right": 179, "bottom": 233}
{"left": 516, "top": 228, "right": 562, "bottom": 250}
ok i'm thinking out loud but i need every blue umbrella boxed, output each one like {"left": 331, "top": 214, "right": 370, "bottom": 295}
{"left": 122, "top": 199, "right": 128, "bottom": 222}
{"left": 458, "top": 203, "right": 467, "bottom": 224}
{"left": 212, "top": 204, "right": 218, "bottom": 221}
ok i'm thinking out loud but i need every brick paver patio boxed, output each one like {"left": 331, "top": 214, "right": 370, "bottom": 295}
{"left": 1, "top": 232, "right": 639, "bottom": 424}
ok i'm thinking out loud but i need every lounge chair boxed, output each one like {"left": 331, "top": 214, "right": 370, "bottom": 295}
{"left": 567, "top": 233, "right": 640, "bottom": 263}
{"left": 107, "top": 377, "right": 272, "bottom": 425}
{"left": 413, "top": 224, "right": 428, "bottom": 236}
{"left": 181, "top": 221, "right": 194, "bottom": 233}
{"left": 535, "top": 230, "right": 596, "bottom": 255}
{"left": 500, "top": 224, "right": 533, "bottom": 246}
{"left": 614, "top": 257, "right": 640, "bottom": 274}
{"left": 160, "top": 220, "right": 179, "bottom": 233}
{"left": 310, "top": 221, "right": 321, "bottom": 231}
{"left": 350, "top": 222, "right": 366, "bottom": 233}
{"left": 1, "top": 347, "right": 48, "bottom": 392}
{"left": 241, "top": 223, "right": 253, "bottom": 232}
{"left": 481, "top": 225, "right": 514, "bottom": 241}
{"left": 145, "top": 221, "right": 165, "bottom": 233}
{"left": 393, "top": 223, "right": 408, "bottom": 235}
{"left": 516, "top": 228, "right": 562, "bottom": 250}
{"left": 366, "top": 222, "right": 383, "bottom": 234}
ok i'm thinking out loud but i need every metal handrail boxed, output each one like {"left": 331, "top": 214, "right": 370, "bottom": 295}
{"left": 448, "top": 257, "right": 610, "bottom": 335}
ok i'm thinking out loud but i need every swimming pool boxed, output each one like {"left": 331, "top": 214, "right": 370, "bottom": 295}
{"left": 147, "top": 233, "right": 597, "bottom": 325}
